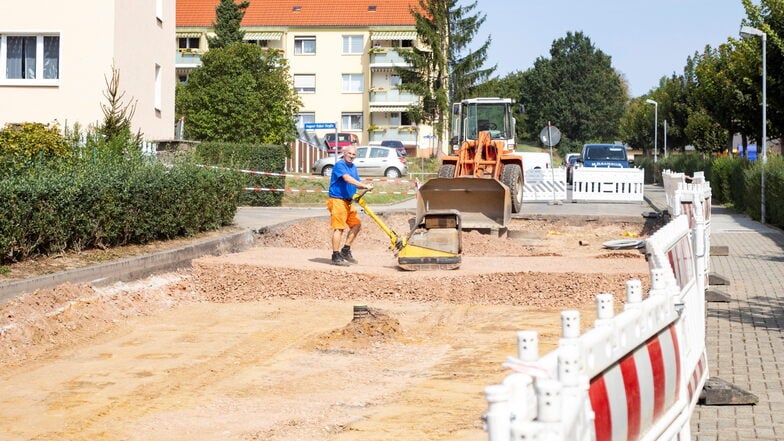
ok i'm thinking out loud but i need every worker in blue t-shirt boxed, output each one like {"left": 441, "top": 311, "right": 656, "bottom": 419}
{"left": 327, "top": 145, "right": 373, "bottom": 266}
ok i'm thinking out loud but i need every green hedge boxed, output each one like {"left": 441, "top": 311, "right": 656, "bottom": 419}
{"left": 0, "top": 158, "right": 239, "bottom": 264}
{"left": 663, "top": 153, "right": 784, "bottom": 231}
{"left": 195, "top": 142, "right": 288, "bottom": 206}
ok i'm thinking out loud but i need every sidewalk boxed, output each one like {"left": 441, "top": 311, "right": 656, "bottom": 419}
{"left": 645, "top": 186, "right": 784, "bottom": 440}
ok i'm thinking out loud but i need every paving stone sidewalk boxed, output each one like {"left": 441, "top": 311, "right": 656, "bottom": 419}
{"left": 689, "top": 214, "right": 784, "bottom": 440}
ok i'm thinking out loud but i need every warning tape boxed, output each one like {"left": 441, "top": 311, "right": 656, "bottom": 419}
{"left": 200, "top": 164, "right": 416, "bottom": 185}
{"left": 243, "top": 187, "right": 416, "bottom": 195}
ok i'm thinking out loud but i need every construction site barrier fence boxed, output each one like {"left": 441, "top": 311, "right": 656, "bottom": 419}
{"left": 523, "top": 168, "right": 567, "bottom": 202}
{"left": 572, "top": 168, "right": 645, "bottom": 202}
{"left": 484, "top": 173, "right": 712, "bottom": 441}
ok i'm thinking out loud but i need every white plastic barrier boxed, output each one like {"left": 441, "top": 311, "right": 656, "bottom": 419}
{"left": 523, "top": 168, "right": 567, "bottom": 202}
{"left": 572, "top": 168, "right": 645, "bottom": 202}
{"left": 662, "top": 170, "right": 712, "bottom": 279}
{"left": 484, "top": 180, "right": 710, "bottom": 441}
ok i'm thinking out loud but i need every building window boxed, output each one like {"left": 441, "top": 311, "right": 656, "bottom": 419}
{"left": 178, "top": 37, "right": 200, "bottom": 50}
{"left": 342, "top": 113, "right": 363, "bottom": 131}
{"left": 342, "top": 35, "right": 363, "bottom": 54}
{"left": 246, "top": 39, "right": 268, "bottom": 48}
{"left": 390, "top": 74, "right": 401, "bottom": 87}
{"left": 293, "top": 74, "right": 315, "bottom": 93}
{"left": 342, "top": 74, "right": 363, "bottom": 93}
{"left": 0, "top": 34, "right": 60, "bottom": 84}
{"left": 294, "top": 36, "right": 316, "bottom": 55}
{"left": 154, "top": 63, "right": 162, "bottom": 111}
{"left": 297, "top": 112, "right": 315, "bottom": 128}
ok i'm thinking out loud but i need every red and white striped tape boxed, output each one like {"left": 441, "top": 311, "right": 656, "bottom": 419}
{"left": 243, "top": 187, "right": 416, "bottom": 195}
{"left": 200, "top": 164, "right": 416, "bottom": 185}
{"left": 589, "top": 324, "right": 681, "bottom": 441}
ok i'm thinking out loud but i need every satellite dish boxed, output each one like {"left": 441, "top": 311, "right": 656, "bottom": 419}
{"left": 539, "top": 125, "right": 561, "bottom": 146}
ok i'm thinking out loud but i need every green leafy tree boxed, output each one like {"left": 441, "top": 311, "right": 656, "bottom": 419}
{"left": 473, "top": 70, "right": 529, "bottom": 140}
{"left": 176, "top": 43, "right": 301, "bottom": 144}
{"left": 207, "top": 0, "right": 249, "bottom": 49}
{"left": 519, "top": 32, "right": 628, "bottom": 152}
{"left": 739, "top": 0, "right": 784, "bottom": 141}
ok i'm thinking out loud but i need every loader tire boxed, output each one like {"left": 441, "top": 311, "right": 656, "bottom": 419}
{"left": 438, "top": 164, "right": 456, "bottom": 178}
{"left": 502, "top": 164, "right": 523, "bottom": 213}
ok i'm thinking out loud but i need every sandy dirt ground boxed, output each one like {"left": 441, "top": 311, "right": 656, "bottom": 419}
{"left": 0, "top": 215, "right": 656, "bottom": 441}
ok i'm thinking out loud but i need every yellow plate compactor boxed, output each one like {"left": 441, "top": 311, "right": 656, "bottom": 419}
{"left": 353, "top": 190, "right": 461, "bottom": 271}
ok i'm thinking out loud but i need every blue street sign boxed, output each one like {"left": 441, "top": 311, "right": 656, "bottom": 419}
{"left": 304, "top": 122, "right": 336, "bottom": 130}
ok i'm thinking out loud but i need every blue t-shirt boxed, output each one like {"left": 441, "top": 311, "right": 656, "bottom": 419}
{"left": 328, "top": 159, "right": 360, "bottom": 199}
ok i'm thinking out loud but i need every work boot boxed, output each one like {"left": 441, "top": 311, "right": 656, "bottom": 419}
{"left": 340, "top": 246, "right": 358, "bottom": 264}
{"left": 331, "top": 252, "right": 350, "bottom": 267}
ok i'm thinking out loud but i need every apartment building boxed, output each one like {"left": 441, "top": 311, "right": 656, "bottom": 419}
{"left": 0, "top": 0, "right": 176, "bottom": 141}
{"left": 176, "top": 0, "right": 434, "bottom": 154}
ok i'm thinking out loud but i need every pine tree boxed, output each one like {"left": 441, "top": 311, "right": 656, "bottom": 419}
{"left": 398, "top": 0, "right": 494, "bottom": 149}
{"left": 207, "top": 0, "right": 249, "bottom": 49}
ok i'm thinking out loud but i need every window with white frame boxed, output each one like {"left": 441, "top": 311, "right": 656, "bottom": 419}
{"left": 0, "top": 33, "right": 60, "bottom": 84}
{"left": 342, "top": 35, "right": 363, "bottom": 54}
{"left": 293, "top": 74, "right": 315, "bottom": 93}
{"left": 341, "top": 113, "right": 363, "bottom": 131}
{"left": 342, "top": 74, "right": 363, "bottom": 93}
{"left": 296, "top": 112, "right": 315, "bottom": 128}
{"left": 294, "top": 36, "right": 316, "bottom": 55}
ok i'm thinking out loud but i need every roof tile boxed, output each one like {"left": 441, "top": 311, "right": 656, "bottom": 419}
{"left": 177, "top": 0, "right": 418, "bottom": 27}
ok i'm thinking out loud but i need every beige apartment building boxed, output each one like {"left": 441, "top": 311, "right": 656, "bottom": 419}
{"left": 0, "top": 0, "right": 176, "bottom": 141}
{"left": 176, "top": 0, "right": 435, "bottom": 154}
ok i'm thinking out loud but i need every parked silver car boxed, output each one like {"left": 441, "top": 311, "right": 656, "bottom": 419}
{"left": 312, "top": 146, "right": 408, "bottom": 178}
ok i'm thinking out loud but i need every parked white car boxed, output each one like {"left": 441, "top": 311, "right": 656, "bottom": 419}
{"left": 511, "top": 151, "right": 551, "bottom": 171}
{"left": 311, "top": 146, "right": 408, "bottom": 178}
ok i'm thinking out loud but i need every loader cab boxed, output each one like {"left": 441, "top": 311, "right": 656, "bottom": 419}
{"left": 451, "top": 98, "right": 517, "bottom": 152}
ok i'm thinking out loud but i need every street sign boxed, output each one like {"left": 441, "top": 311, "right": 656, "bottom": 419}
{"left": 539, "top": 124, "right": 561, "bottom": 146}
{"left": 304, "top": 122, "right": 336, "bottom": 130}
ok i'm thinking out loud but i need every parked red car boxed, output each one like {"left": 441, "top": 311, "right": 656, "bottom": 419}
{"left": 324, "top": 132, "right": 359, "bottom": 153}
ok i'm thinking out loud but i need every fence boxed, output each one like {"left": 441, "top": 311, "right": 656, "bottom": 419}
{"left": 572, "top": 168, "right": 645, "bottom": 202}
{"left": 285, "top": 138, "right": 329, "bottom": 175}
{"left": 483, "top": 176, "right": 712, "bottom": 441}
{"left": 523, "top": 168, "right": 567, "bottom": 202}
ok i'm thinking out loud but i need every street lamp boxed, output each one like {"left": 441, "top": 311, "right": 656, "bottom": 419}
{"left": 645, "top": 98, "right": 658, "bottom": 165}
{"left": 740, "top": 25, "right": 767, "bottom": 223}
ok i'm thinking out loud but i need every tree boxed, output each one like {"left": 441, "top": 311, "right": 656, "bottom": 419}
{"left": 740, "top": 0, "right": 784, "bottom": 141}
{"left": 448, "top": 0, "right": 495, "bottom": 102}
{"left": 99, "top": 64, "right": 143, "bottom": 155}
{"left": 207, "top": 0, "right": 249, "bottom": 49}
{"left": 176, "top": 43, "right": 301, "bottom": 144}
{"left": 519, "top": 32, "right": 627, "bottom": 152}
{"left": 397, "top": 0, "right": 495, "bottom": 148}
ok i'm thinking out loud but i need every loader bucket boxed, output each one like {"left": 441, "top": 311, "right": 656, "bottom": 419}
{"left": 417, "top": 177, "right": 511, "bottom": 230}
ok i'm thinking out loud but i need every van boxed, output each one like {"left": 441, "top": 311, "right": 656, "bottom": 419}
{"left": 580, "top": 143, "right": 631, "bottom": 168}
{"left": 324, "top": 132, "right": 359, "bottom": 152}
{"left": 511, "top": 152, "right": 550, "bottom": 171}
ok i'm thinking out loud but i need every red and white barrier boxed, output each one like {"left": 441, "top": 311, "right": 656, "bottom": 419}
{"left": 484, "top": 177, "right": 711, "bottom": 441}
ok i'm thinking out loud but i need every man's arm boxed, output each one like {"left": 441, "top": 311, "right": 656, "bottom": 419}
{"left": 341, "top": 173, "right": 373, "bottom": 189}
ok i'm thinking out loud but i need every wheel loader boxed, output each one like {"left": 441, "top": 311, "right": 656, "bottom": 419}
{"left": 417, "top": 97, "right": 524, "bottom": 232}
{"left": 354, "top": 190, "right": 461, "bottom": 271}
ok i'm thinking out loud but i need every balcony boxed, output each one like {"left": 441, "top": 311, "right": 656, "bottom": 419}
{"left": 368, "top": 127, "right": 418, "bottom": 144}
{"left": 369, "top": 50, "right": 412, "bottom": 68}
{"left": 176, "top": 51, "right": 202, "bottom": 68}
{"left": 369, "top": 89, "right": 418, "bottom": 106}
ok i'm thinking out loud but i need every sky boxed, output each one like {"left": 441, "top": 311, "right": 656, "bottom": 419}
{"left": 475, "top": 0, "right": 749, "bottom": 97}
